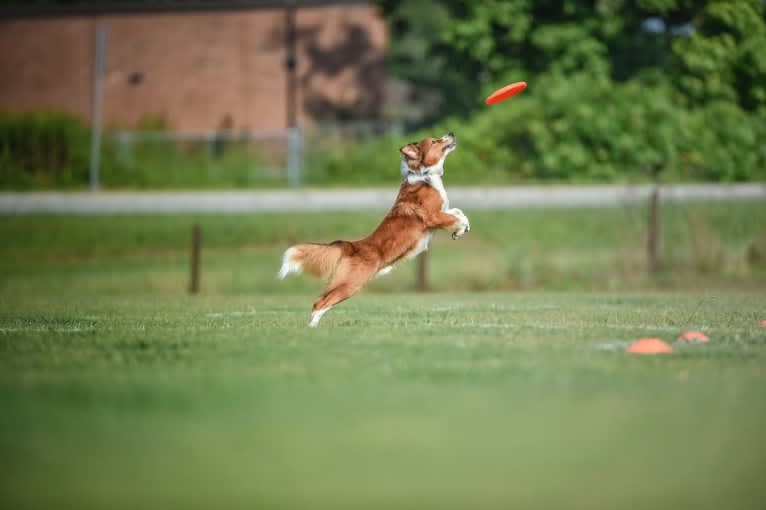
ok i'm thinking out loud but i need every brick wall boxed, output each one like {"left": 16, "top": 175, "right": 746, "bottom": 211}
{"left": 0, "top": 5, "right": 386, "bottom": 132}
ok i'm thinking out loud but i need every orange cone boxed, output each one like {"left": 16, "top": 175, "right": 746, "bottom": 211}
{"left": 626, "top": 337, "right": 673, "bottom": 355}
{"left": 677, "top": 330, "right": 709, "bottom": 342}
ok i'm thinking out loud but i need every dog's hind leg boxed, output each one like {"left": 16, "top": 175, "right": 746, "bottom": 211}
{"left": 309, "top": 262, "right": 375, "bottom": 327}
{"left": 309, "top": 281, "right": 365, "bottom": 327}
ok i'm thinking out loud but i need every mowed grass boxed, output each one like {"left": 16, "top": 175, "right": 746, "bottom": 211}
{"left": 1, "top": 204, "right": 765, "bottom": 509}
{"left": 1, "top": 201, "right": 765, "bottom": 296}
{"left": 2, "top": 293, "right": 766, "bottom": 509}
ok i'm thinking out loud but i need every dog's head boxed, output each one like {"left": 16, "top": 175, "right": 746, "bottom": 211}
{"left": 399, "top": 132, "right": 457, "bottom": 179}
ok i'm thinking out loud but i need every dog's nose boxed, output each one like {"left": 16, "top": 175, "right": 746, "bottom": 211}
{"left": 448, "top": 132, "right": 454, "bottom": 138}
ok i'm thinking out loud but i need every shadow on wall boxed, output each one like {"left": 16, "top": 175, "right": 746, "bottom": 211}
{"left": 267, "top": 20, "right": 385, "bottom": 122}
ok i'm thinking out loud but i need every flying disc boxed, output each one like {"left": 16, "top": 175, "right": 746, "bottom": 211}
{"left": 485, "top": 81, "right": 527, "bottom": 105}
{"left": 677, "top": 330, "right": 709, "bottom": 343}
{"left": 626, "top": 337, "right": 673, "bottom": 355}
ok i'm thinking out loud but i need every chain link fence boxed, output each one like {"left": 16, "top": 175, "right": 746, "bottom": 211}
{"left": 103, "top": 121, "right": 401, "bottom": 189}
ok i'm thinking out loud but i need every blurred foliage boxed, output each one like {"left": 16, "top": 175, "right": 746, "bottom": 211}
{"left": 0, "top": 110, "right": 91, "bottom": 188}
{"left": 102, "top": 136, "right": 284, "bottom": 190}
{"left": 0, "top": 110, "right": 290, "bottom": 190}
{"left": 310, "top": 73, "right": 766, "bottom": 183}
{"left": 379, "top": 0, "right": 766, "bottom": 118}
{"left": 367, "top": 0, "right": 766, "bottom": 182}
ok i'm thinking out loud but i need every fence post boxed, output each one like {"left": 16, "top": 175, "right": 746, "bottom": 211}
{"left": 416, "top": 251, "right": 429, "bottom": 292}
{"left": 189, "top": 224, "right": 202, "bottom": 294}
{"left": 647, "top": 187, "right": 661, "bottom": 274}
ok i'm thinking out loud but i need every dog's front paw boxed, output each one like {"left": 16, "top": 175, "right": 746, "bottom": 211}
{"left": 448, "top": 208, "right": 470, "bottom": 239}
{"left": 452, "top": 225, "right": 469, "bottom": 240}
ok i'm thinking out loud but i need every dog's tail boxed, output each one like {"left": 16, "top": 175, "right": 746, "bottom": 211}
{"left": 277, "top": 243, "right": 343, "bottom": 280}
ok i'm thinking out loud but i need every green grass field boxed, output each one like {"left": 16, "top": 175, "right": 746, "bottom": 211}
{"left": 2, "top": 203, "right": 765, "bottom": 509}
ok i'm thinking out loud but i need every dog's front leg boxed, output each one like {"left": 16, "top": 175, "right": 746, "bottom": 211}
{"left": 425, "top": 210, "right": 471, "bottom": 239}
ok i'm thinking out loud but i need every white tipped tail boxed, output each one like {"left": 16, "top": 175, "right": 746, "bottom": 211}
{"left": 277, "top": 243, "right": 343, "bottom": 280}
{"left": 277, "top": 247, "right": 301, "bottom": 279}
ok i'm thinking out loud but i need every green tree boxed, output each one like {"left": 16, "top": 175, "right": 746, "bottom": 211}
{"left": 373, "top": 0, "right": 766, "bottom": 182}
{"left": 671, "top": 0, "right": 766, "bottom": 110}
{"left": 381, "top": 0, "right": 766, "bottom": 117}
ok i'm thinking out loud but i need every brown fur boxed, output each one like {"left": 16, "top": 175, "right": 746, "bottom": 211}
{"left": 280, "top": 133, "right": 467, "bottom": 326}
{"left": 288, "top": 243, "right": 343, "bottom": 279}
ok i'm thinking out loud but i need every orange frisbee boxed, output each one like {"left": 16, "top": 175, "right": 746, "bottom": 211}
{"left": 485, "top": 81, "right": 527, "bottom": 105}
{"left": 626, "top": 337, "right": 673, "bottom": 355}
{"left": 760, "top": 320, "right": 766, "bottom": 328}
{"left": 677, "top": 330, "right": 709, "bottom": 343}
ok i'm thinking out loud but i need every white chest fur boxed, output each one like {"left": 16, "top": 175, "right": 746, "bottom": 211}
{"left": 401, "top": 174, "right": 448, "bottom": 261}
{"left": 405, "top": 171, "right": 449, "bottom": 211}
{"left": 396, "top": 161, "right": 451, "bottom": 265}
{"left": 425, "top": 174, "right": 449, "bottom": 211}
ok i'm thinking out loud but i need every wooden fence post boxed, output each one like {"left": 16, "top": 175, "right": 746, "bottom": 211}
{"left": 189, "top": 224, "right": 202, "bottom": 294}
{"left": 416, "top": 251, "right": 429, "bottom": 292}
{"left": 648, "top": 187, "right": 660, "bottom": 274}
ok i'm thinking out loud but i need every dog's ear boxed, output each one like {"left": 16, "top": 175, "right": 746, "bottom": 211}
{"left": 400, "top": 143, "right": 420, "bottom": 161}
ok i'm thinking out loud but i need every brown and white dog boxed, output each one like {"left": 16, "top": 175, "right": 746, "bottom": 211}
{"left": 277, "top": 132, "right": 469, "bottom": 327}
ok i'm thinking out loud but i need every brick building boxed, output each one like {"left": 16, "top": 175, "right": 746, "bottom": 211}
{"left": 0, "top": 1, "right": 387, "bottom": 133}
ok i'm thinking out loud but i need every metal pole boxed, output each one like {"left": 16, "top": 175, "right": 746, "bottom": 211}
{"left": 286, "top": 125, "right": 302, "bottom": 187}
{"left": 89, "top": 24, "right": 107, "bottom": 191}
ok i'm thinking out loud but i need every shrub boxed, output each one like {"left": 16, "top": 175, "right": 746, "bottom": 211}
{"left": 308, "top": 72, "right": 766, "bottom": 185}
{"left": 0, "top": 110, "right": 90, "bottom": 189}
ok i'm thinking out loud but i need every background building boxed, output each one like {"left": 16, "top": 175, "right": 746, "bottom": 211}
{"left": 0, "top": 0, "right": 386, "bottom": 132}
